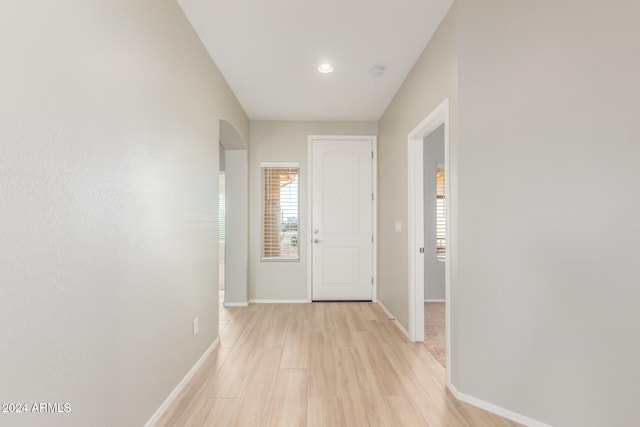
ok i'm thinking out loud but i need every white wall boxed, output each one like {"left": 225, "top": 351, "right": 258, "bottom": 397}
{"left": 0, "top": 1, "right": 248, "bottom": 426}
{"left": 377, "top": 3, "right": 458, "bottom": 379}
{"left": 219, "top": 143, "right": 226, "bottom": 172}
{"left": 456, "top": 0, "right": 640, "bottom": 425}
{"left": 423, "top": 125, "right": 445, "bottom": 300}
{"left": 248, "top": 121, "right": 377, "bottom": 301}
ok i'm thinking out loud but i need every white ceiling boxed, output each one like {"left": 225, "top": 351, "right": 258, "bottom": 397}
{"left": 178, "top": 0, "right": 453, "bottom": 122}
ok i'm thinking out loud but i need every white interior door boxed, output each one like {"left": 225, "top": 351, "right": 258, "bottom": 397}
{"left": 311, "top": 137, "right": 374, "bottom": 301}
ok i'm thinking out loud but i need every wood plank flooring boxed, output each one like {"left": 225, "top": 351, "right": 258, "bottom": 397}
{"left": 155, "top": 303, "right": 521, "bottom": 427}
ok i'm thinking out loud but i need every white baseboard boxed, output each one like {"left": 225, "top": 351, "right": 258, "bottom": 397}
{"left": 249, "top": 299, "right": 309, "bottom": 304}
{"left": 376, "top": 300, "right": 410, "bottom": 339}
{"left": 447, "top": 384, "right": 551, "bottom": 427}
{"left": 425, "top": 299, "right": 446, "bottom": 302}
{"left": 145, "top": 337, "right": 220, "bottom": 427}
{"left": 224, "top": 302, "right": 248, "bottom": 307}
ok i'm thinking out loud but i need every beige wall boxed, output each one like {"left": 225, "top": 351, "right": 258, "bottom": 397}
{"left": 377, "top": 3, "right": 458, "bottom": 377}
{"left": 456, "top": 1, "right": 640, "bottom": 425}
{"left": 379, "top": 2, "right": 640, "bottom": 424}
{"left": 248, "top": 121, "right": 377, "bottom": 301}
{"left": 224, "top": 149, "right": 249, "bottom": 304}
{"left": 0, "top": 1, "right": 247, "bottom": 426}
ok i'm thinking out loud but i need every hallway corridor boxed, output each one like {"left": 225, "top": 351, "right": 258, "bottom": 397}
{"left": 156, "top": 303, "right": 520, "bottom": 426}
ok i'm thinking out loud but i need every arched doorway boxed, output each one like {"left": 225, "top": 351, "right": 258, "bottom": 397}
{"left": 218, "top": 120, "right": 249, "bottom": 335}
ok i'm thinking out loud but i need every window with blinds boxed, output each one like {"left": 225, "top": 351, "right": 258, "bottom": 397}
{"left": 436, "top": 163, "right": 446, "bottom": 261}
{"left": 262, "top": 163, "right": 300, "bottom": 261}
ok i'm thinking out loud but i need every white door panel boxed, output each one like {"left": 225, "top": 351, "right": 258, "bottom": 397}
{"left": 312, "top": 137, "right": 373, "bottom": 301}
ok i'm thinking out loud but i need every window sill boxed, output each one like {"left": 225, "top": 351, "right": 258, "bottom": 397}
{"left": 261, "top": 256, "right": 300, "bottom": 263}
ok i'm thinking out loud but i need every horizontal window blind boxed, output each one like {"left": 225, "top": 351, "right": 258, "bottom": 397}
{"left": 436, "top": 163, "right": 446, "bottom": 261}
{"left": 262, "top": 165, "right": 300, "bottom": 260}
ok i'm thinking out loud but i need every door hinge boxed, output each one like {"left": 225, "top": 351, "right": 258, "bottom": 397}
{"left": 371, "top": 277, "right": 374, "bottom": 285}
{"left": 371, "top": 151, "right": 374, "bottom": 159}
{"left": 371, "top": 192, "right": 374, "bottom": 201}
{"left": 419, "top": 247, "right": 425, "bottom": 253}
{"left": 372, "top": 235, "right": 374, "bottom": 243}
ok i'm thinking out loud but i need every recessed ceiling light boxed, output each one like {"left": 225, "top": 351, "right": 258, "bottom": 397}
{"left": 317, "top": 63, "right": 334, "bottom": 74}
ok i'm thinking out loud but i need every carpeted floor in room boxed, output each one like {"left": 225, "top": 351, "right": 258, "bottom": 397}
{"left": 424, "top": 302, "right": 446, "bottom": 367}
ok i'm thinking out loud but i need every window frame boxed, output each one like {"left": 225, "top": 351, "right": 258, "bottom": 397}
{"left": 260, "top": 162, "right": 300, "bottom": 262}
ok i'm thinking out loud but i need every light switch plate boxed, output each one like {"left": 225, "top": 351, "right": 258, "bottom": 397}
{"left": 394, "top": 221, "right": 402, "bottom": 232}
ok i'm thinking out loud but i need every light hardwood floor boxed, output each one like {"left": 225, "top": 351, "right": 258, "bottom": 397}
{"left": 156, "top": 303, "right": 521, "bottom": 427}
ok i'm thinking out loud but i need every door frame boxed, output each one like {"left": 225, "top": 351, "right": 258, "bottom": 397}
{"left": 407, "top": 99, "right": 451, "bottom": 384}
{"left": 307, "top": 135, "right": 378, "bottom": 302}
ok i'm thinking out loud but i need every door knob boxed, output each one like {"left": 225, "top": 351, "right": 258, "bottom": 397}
{"left": 314, "top": 239, "right": 324, "bottom": 244}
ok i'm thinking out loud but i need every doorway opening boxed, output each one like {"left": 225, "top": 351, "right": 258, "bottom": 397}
{"left": 218, "top": 143, "right": 227, "bottom": 335}
{"left": 407, "top": 99, "right": 451, "bottom": 385}
{"left": 423, "top": 125, "right": 446, "bottom": 368}
{"left": 218, "top": 120, "right": 249, "bottom": 342}
{"left": 218, "top": 171, "right": 226, "bottom": 304}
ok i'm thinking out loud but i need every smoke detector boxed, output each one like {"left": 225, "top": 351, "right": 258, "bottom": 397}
{"left": 369, "top": 64, "right": 385, "bottom": 77}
